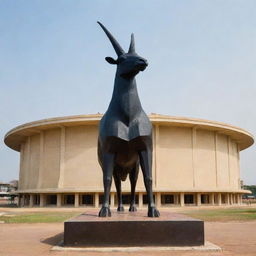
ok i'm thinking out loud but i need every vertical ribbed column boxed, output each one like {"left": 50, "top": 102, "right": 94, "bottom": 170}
{"left": 238, "top": 194, "right": 242, "bottom": 205}
{"left": 210, "top": 193, "right": 214, "bottom": 205}
{"left": 25, "top": 137, "right": 31, "bottom": 189}
{"left": 236, "top": 194, "right": 239, "bottom": 205}
{"left": 57, "top": 194, "right": 62, "bottom": 207}
{"left": 237, "top": 144, "right": 241, "bottom": 189}
{"left": 156, "top": 192, "right": 161, "bottom": 208}
{"left": 230, "top": 194, "right": 233, "bottom": 205}
{"left": 18, "top": 195, "right": 21, "bottom": 207}
{"left": 180, "top": 192, "right": 184, "bottom": 207}
{"left": 110, "top": 192, "right": 115, "bottom": 207}
{"left": 226, "top": 193, "right": 230, "bottom": 205}
{"left": 40, "top": 194, "right": 45, "bottom": 207}
{"left": 19, "top": 144, "right": 24, "bottom": 191}
{"left": 196, "top": 193, "right": 201, "bottom": 206}
{"left": 74, "top": 193, "right": 79, "bottom": 207}
{"left": 29, "top": 194, "right": 34, "bottom": 207}
{"left": 227, "top": 137, "right": 231, "bottom": 186}
{"left": 191, "top": 128, "right": 197, "bottom": 188}
{"left": 94, "top": 193, "right": 99, "bottom": 208}
{"left": 214, "top": 132, "right": 218, "bottom": 187}
{"left": 174, "top": 194, "right": 179, "bottom": 205}
{"left": 58, "top": 126, "right": 66, "bottom": 188}
{"left": 233, "top": 194, "right": 236, "bottom": 204}
{"left": 217, "top": 193, "right": 222, "bottom": 206}
{"left": 154, "top": 125, "right": 159, "bottom": 188}
{"left": 20, "top": 195, "right": 24, "bottom": 207}
{"left": 139, "top": 193, "right": 143, "bottom": 208}
{"left": 37, "top": 131, "right": 44, "bottom": 189}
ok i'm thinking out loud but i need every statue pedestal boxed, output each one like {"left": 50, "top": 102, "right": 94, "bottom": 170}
{"left": 64, "top": 210, "right": 204, "bottom": 247}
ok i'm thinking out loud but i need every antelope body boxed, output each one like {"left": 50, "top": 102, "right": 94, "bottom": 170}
{"left": 97, "top": 22, "right": 160, "bottom": 217}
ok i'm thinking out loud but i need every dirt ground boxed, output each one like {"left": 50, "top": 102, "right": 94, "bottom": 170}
{"left": 0, "top": 207, "right": 256, "bottom": 256}
{"left": 0, "top": 221, "right": 256, "bottom": 256}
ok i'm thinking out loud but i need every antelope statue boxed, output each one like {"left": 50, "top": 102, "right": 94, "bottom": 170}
{"left": 97, "top": 22, "right": 160, "bottom": 218}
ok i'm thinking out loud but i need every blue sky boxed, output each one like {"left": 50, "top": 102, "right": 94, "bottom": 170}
{"left": 0, "top": 0, "right": 255, "bottom": 184}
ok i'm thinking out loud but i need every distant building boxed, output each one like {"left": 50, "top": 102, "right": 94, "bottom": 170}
{"left": 0, "top": 181, "right": 18, "bottom": 204}
{"left": 0, "top": 183, "right": 10, "bottom": 197}
{"left": 4, "top": 114, "right": 254, "bottom": 208}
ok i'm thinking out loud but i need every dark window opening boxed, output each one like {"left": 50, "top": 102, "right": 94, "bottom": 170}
{"left": 122, "top": 194, "right": 139, "bottom": 205}
{"left": 214, "top": 194, "right": 218, "bottom": 204}
{"left": 46, "top": 195, "right": 57, "bottom": 205}
{"left": 201, "top": 194, "right": 209, "bottom": 204}
{"left": 99, "top": 194, "right": 110, "bottom": 205}
{"left": 161, "top": 194, "right": 174, "bottom": 204}
{"left": 64, "top": 195, "right": 74, "bottom": 205}
{"left": 24, "top": 195, "right": 30, "bottom": 206}
{"left": 143, "top": 194, "right": 155, "bottom": 204}
{"left": 33, "top": 194, "right": 40, "bottom": 205}
{"left": 184, "top": 194, "right": 194, "bottom": 204}
{"left": 221, "top": 194, "right": 226, "bottom": 204}
{"left": 82, "top": 194, "right": 94, "bottom": 205}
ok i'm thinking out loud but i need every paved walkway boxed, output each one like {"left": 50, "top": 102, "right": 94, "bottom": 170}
{"left": 0, "top": 221, "right": 256, "bottom": 256}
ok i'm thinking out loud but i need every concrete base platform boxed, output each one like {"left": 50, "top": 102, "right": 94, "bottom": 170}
{"left": 53, "top": 241, "right": 221, "bottom": 252}
{"left": 64, "top": 211, "right": 204, "bottom": 247}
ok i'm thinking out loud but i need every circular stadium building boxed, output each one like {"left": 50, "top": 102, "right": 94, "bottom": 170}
{"left": 4, "top": 114, "right": 254, "bottom": 208}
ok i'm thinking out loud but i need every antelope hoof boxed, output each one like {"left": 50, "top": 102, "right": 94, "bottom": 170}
{"left": 99, "top": 206, "right": 111, "bottom": 217}
{"left": 117, "top": 205, "right": 124, "bottom": 212}
{"left": 148, "top": 206, "right": 160, "bottom": 217}
{"left": 129, "top": 205, "right": 137, "bottom": 212}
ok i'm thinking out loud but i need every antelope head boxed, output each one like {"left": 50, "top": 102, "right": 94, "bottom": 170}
{"left": 98, "top": 21, "right": 148, "bottom": 79}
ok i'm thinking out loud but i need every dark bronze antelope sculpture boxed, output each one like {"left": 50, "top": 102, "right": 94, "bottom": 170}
{"left": 97, "top": 22, "right": 160, "bottom": 218}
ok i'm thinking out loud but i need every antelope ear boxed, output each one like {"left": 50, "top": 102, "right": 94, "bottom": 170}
{"left": 105, "top": 57, "right": 118, "bottom": 64}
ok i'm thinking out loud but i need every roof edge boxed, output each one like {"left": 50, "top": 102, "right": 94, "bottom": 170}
{"left": 4, "top": 113, "right": 254, "bottom": 152}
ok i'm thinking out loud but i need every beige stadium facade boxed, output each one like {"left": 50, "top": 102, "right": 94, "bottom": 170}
{"left": 4, "top": 114, "right": 254, "bottom": 208}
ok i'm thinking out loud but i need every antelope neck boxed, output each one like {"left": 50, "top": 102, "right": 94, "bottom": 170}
{"left": 109, "top": 74, "right": 143, "bottom": 121}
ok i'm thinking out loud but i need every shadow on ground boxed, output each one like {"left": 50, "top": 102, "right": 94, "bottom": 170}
{"left": 41, "top": 232, "right": 63, "bottom": 246}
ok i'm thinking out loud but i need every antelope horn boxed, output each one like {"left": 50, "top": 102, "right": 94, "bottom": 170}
{"left": 97, "top": 21, "right": 125, "bottom": 56}
{"left": 128, "top": 33, "right": 135, "bottom": 53}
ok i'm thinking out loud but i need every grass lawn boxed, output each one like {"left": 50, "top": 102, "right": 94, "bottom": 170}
{"left": 1, "top": 208, "right": 256, "bottom": 223}
{"left": 0, "top": 211, "right": 82, "bottom": 223}
{"left": 181, "top": 208, "right": 256, "bottom": 221}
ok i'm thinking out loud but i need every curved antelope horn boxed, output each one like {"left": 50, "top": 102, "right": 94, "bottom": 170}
{"left": 128, "top": 33, "right": 135, "bottom": 53}
{"left": 97, "top": 21, "right": 125, "bottom": 57}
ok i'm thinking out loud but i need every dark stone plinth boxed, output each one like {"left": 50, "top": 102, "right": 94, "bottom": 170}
{"left": 64, "top": 211, "right": 204, "bottom": 247}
